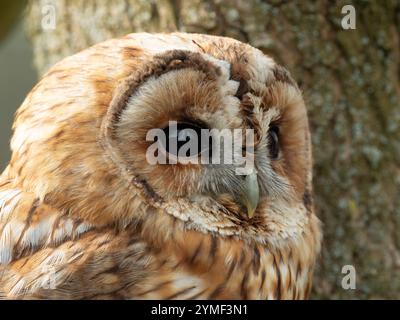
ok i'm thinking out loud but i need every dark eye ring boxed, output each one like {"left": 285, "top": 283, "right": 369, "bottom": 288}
{"left": 162, "top": 122, "right": 207, "bottom": 158}
{"left": 268, "top": 125, "right": 280, "bottom": 160}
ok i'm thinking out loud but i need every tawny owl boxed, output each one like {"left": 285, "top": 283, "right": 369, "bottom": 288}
{"left": 0, "top": 33, "right": 321, "bottom": 299}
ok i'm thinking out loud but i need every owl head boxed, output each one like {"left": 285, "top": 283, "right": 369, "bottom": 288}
{"left": 9, "top": 33, "right": 313, "bottom": 246}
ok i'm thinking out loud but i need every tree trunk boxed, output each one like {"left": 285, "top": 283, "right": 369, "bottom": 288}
{"left": 26, "top": 0, "right": 400, "bottom": 299}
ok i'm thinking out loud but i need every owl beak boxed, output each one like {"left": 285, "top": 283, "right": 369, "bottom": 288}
{"left": 241, "top": 170, "right": 260, "bottom": 219}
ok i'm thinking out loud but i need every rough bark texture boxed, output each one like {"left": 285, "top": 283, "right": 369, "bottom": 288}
{"left": 25, "top": 0, "right": 400, "bottom": 299}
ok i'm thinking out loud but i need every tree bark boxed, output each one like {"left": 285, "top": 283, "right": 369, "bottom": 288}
{"left": 26, "top": 0, "right": 400, "bottom": 299}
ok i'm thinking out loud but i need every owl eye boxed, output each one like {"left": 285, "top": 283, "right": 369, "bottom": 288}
{"left": 268, "top": 125, "right": 280, "bottom": 160}
{"left": 162, "top": 122, "right": 205, "bottom": 158}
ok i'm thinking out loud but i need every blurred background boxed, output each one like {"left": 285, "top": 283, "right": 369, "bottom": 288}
{"left": 0, "top": 1, "right": 36, "bottom": 171}
{"left": 0, "top": 0, "right": 399, "bottom": 299}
